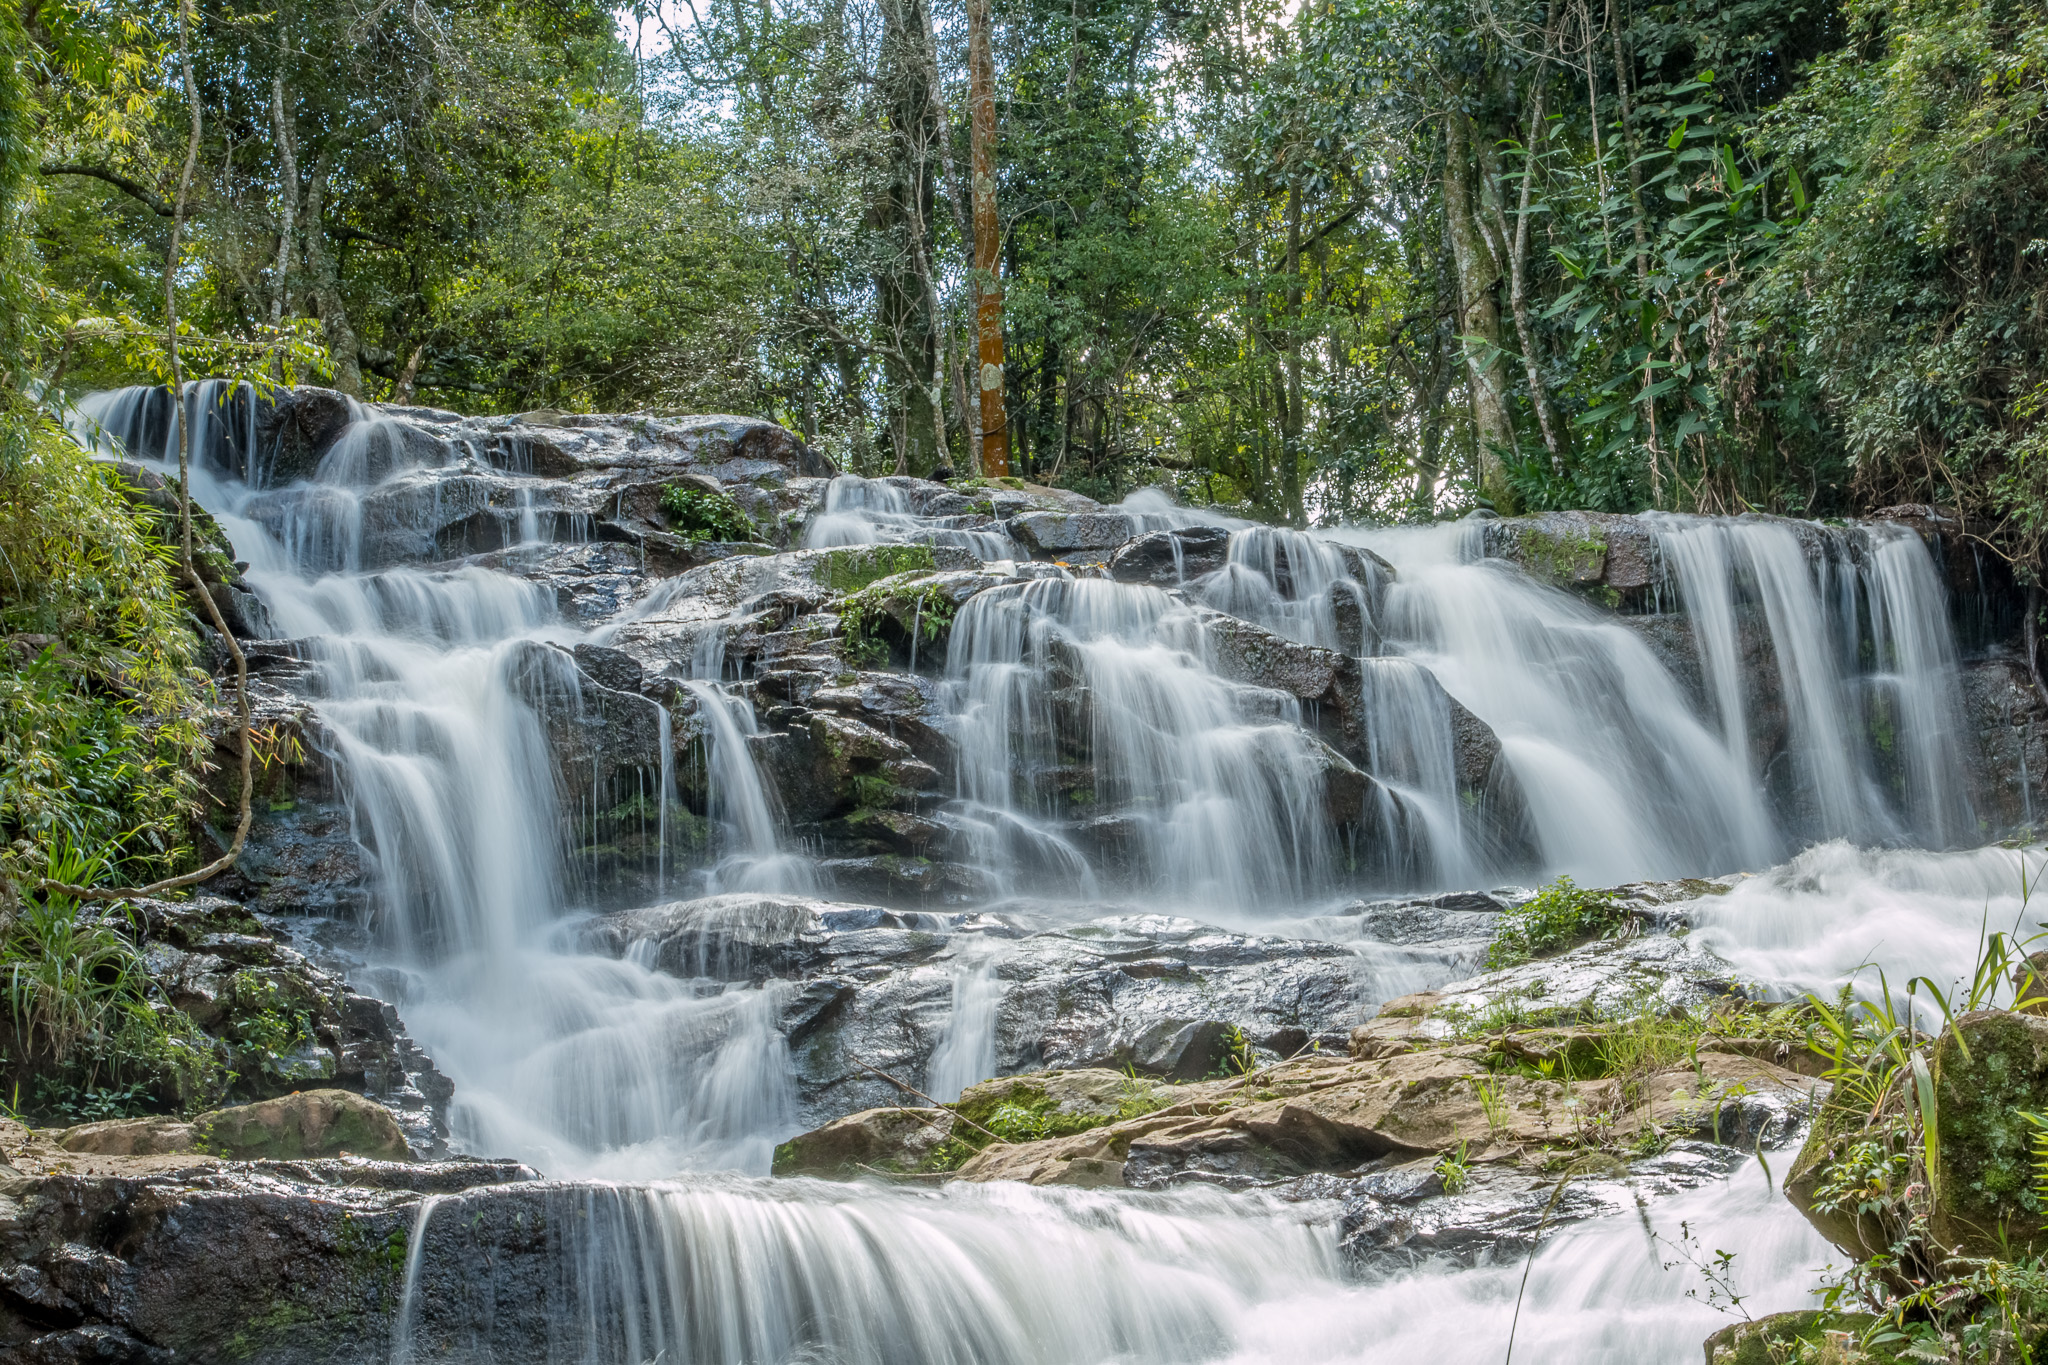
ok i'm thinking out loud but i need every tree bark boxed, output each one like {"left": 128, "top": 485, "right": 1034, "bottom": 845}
{"left": 1491, "top": 7, "right": 1565, "bottom": 470}
{"left": 302, "top": 160, "right": 364, "bottom": 398}
{"left": 268, "top": 76, "right": 299, "bottom": 329}
{"left": 1443, "top": 95, "right": 1516, "bottom": 507}
{"left": 968, "top": 0, "right": 1008, "bottom": 475}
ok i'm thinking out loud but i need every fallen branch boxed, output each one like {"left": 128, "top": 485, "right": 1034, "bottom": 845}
{"left": 850, "top": 1060, "right": 1006, "bottom": 1145}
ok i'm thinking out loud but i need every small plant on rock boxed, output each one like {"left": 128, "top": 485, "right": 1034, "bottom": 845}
{"left": 657, "top": 484, "right": 756, "bottom": 542}
{"left": 1485, "top": 875, "right": 1633, "bottom": 969}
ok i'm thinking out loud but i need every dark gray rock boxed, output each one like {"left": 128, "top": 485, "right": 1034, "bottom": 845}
{"left": 0, "top": 1159, "right": 535, "bottom": 1365}
{"left": 1107, "top": 526, "right": 1235, "bottom": 587}
{"left": 574, "top": 894, "right": 1369, "bottom": 1128}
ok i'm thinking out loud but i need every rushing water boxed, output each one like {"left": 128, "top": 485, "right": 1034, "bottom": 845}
{"left": 64, "top": 384, "right": 2021, "bottom": 1362}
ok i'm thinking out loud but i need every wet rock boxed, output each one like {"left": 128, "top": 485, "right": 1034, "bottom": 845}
{"left": 578, "top": 896, "right": 1367, "bottom": 1129}
{"left": 0, "top": 1149, "right": 535, "bottom": 1364}
{"left": 1349, "top": 928, "right": 1751, "bottom": 1046}
{"left": 769, "top": 1106, "right": 954, "bottom": 1178}
{"left": 1961, "top": 651, "right": 2048, "bottom": 834}
{"left": 1007, "top": 511, "right": 1137, "bottom": 563}
{"left": 261, "top": 386, "right": 357, "bottom": 483}
{"left": 952, "top": 1044, "right": 1817, "bottom": 1190}
{"left": 1481, "top": 510, "right": 1661, "bottom": 601}
{"left": 109, "top": 896, "right": 453, "bottom": 1152}
{"left": 466, "top": 542, "right": 653, "bottom": 623}
{"left": 1199, "top": 610, "right": 1344, "bottom": 700}
{"left": 1107, "top": 526, "right": 1235, "bottom": 587}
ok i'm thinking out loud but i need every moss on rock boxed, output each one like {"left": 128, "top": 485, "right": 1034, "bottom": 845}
{"left": 1932, "top": 1009, "right": 2048, "bottom": 1253}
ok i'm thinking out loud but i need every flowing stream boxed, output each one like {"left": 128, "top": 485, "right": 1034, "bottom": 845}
{"left": 68, "top": 384, "right": 2024, "bottom": 1362}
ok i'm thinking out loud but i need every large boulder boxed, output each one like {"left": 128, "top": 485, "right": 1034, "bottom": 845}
{"left": 769, "top": 1106, "right": 955, "bottom": 1178}
{"left": 56, "top": 1090, "right": 411, "bottom": 1163}
{"left": 1787, "top": 1008, "right": 2048, "bottom": 1265}
{"left": 190, "top": 1089, "right": 412, "bottom": 1162}
{"left": 0, "top": 1142, "right": 534, "bottom": 1364}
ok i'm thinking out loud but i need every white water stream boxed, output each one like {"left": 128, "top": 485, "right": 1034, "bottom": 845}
{"left": 66, "top": 385, "right": 2021, "bottom": 1361}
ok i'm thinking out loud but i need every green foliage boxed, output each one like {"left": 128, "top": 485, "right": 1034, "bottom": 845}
{"left": 818, "top": 547, "right": 938, "bottom": 595}
{"left": 657, "top": 484, "right": 757, "bottom": 543}
{"left": 0, "top": 423, "right": 210, "bottom": 888}
{"left": 1485, "top": 876, "right": 1632, "bottom": 969}
{"left": 1434, "top": 1138, "right": 1471, "bottom": 1193}
{"left": 921, "top": 1076, "right": 1170, "bottom": 1172}
{"left": 838, "top": 574, "right": 957, "bottom": 669}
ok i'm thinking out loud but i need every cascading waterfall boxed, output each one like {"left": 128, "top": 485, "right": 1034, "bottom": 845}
{"left": 941, "top": 577, "right": 1337, "bottom": 909}
{"left": 1343, "top": 522, "right": 1781, "bottom": 884}
{"left": 804, "top": 472, "right": 1020, "bottom": 559}
{"left": 68, "top": 384, "right": 2021, "bottom": 1363}
{"left": 76, "top": 386, "right": 811, "bottom": 1179}
{"left": 387, "top": 1151, "right": 1834, "bottom": 1365}
{"left": 1648, "top": 514, "right": 1976, "bottom": 852}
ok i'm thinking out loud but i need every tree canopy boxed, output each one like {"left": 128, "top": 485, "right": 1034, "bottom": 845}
{"left": 4, "top": 0, "right": 2046, "bottom": 546}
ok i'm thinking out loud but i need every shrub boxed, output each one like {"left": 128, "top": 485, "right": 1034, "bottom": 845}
{"left": 657, "top": 483, "right": 756, "bottom": 542}
{"left": 0, "top": 421, "right": 210, "bottom": 888}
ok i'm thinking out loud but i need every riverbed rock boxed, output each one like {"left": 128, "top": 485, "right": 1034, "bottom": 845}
{"left": 946, "top": 1043, "right": 1817, "bottom": 1190}
{"left": 0, "top": 1137, "right": 536, "bottom": 1364}
{"left": 577, "top": 895, "right": 1374, "bottom": 1129}
{"left": 769, "top": 1106, "right": 955, "bottom": 1178}
{"left": 1107, "top": 526, "right": 1235, "bottom": 586}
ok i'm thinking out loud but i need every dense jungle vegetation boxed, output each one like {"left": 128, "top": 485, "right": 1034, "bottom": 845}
{"left": 0, "top": 0, "right": 2040, "bottom": 530}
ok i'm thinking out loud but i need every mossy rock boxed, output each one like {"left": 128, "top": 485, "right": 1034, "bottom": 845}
{"left": 194, "top": 1089, "right": 410, "bottom": 1162}
{"left": 1932, "top": 1009, "right": 2048, "bottom": 1255}
{"left": 771, "top": 1107, "right": 954, "bottom": 1178}
{"left": 1784, "top": 1082, "right": 1909, "bottom": 1262}
{"left": 1703, "top": 1310, "right": 1891, "bottom": 1364}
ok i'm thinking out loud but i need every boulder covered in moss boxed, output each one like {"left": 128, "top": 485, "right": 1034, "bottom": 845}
{"left": 770, "top": 1106, "right": 955, "bottom": 1178}
{"left": 59, "top": 1090, "right": 411, "bottom": 1162}
{"left": 194, "top": 1089, "right": 412, "bottom": 1161}
{"left": 1703, "top": 1310, "right": 1891, "bottom": 1364}
{"left": 1931, "top": 1008, "right": 2048, "bottom": 1255}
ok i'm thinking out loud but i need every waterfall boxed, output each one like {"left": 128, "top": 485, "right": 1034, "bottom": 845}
{"left": 803, "top": 472, "right": 1020, "bottom": 559}
{"left": 64, "top": 385, "right": 2018, "bottom": 1365}
{"left": 1327, "top": 523, "right": 1777, "bottom": 884}
{"left": 680, "top": 679, "right": 818, "bottom": 894}
{"left": 74, "top": 396, "right": 811, "bottom": 1177}
{"left": 1649, "top": 514, "right": 1976, "bottom": 851}
{"left": 940, "top": 577, "right": 1337, "bottom": 910}
{"left": 387, "top": 1158, "right": 1831, "bottom": 1365}
{"left": 1356, "top": 656, "right": 1477, "bottom": 889}
{"left": 927, "top": 938, "right": 1010, "bottom": 1100}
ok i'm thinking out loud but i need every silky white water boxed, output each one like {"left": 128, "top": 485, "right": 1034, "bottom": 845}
{"left": 65, "top": 391, "right": 2010, "bottom": 1362}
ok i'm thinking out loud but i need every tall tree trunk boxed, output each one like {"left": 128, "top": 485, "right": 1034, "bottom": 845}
{"left": 876, "top": 0, "right": 943, "bottom": 473}
{"left": 1609, "top": 0, "right": 1664, "bottom": 502}
{"left": 968, "top": 0, "right": 1008, "bottom": 475}
{"left": 267, "top": 76, "right": 298, "bottom": 330}
{"left": 1443, "top": 96, "right": 1516, "bottom": 508}
{"left": 1280, "top": 179, "right": 1306, "bottom": 524}
{"left": 302, "top": 160, "right": 363, "bottom": 398}
{"left": 1490, "top": 7, "right": 1565, "bottom": 469}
